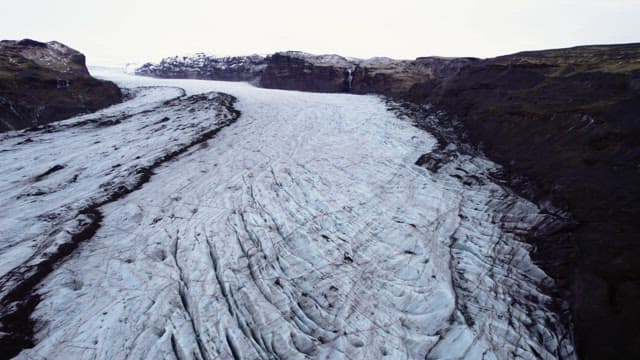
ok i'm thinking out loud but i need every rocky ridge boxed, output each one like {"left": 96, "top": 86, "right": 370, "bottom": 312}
{"left": 136, "top": 53, "right": 268, "bottom": 82}
{"left": 261, "top": 51, "right": 477, "bottom": 98}
{"left": 416, "top": 44, "right": 640, "bottom": 359}
{"left": 0, "top": 39, "right": 122, "bottom": 132}
{"left": 140, "top": 51, "right": 477, "bottom": 98}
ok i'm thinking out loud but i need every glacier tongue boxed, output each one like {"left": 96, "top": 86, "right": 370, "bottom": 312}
{"left": 2, "top": 69, "right": 573, "bottom": 359}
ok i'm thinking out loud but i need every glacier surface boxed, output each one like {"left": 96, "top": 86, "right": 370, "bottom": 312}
{"left": 0, "top": 69, "right": 574, "bottom": 359}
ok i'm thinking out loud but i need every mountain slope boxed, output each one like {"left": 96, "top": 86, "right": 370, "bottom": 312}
{"left": 0, "top": 39, "right": 122, "bottom": 132}
{"left": 416, "top": 43, "right": 640, "bottom": 359}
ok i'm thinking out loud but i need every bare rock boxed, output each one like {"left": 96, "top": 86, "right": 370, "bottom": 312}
{"left": 0, "top": 39, "right": 122, "bottom": 132}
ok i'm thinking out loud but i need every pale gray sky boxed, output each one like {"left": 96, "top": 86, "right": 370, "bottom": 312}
{"left": 2, "top": 0, "right": 639, "bottom": 65}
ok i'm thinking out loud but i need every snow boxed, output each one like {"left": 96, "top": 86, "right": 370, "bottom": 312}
{"left": 276, "top": 51, "right": 355, "bottom": 67}
{"left": 135, "top": 54, "right": 267, "bottom": 80}
{"left": 1, "top": 68, "right": 574, "bottom": 359}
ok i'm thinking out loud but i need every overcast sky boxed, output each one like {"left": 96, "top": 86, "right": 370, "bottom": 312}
{"left": 2, "top": 0, "right": 639, "bottom": 65}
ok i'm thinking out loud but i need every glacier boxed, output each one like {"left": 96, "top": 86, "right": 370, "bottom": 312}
{"left": 0, "top": 68, "right": 574, "bottom": 359}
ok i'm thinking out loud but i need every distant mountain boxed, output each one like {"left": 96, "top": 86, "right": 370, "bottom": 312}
{"left": 0, "top": 39, "right": 122, "bottom": 132}
{"left": 136, "top": 53, "right": 269, "bottom": 82}
{"left": 260, "top": 51, "right": 477, "bottom": 97}
{"left": 137, "top": 51, "right": 477, "bottom": 98}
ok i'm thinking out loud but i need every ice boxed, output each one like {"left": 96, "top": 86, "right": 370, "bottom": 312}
{"left": 0, "top": 68, "right": 574, "bottom": 359}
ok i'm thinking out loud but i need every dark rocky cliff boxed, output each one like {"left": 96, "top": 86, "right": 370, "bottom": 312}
{"left": 417, "top": 44, "right": 640, "bottom": 359}
{"left": 0, "top": 39, "right": 122, "bottom": 132}
{"left": 260, "top": 51, "right": 477, "bottom": 98}
{"left": 260, "top": 52, "right": 357, "bottom": 92}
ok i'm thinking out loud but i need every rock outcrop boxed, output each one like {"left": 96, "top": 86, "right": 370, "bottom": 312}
{"left": 260, "top": 51, "right": 476, "bottom": 98}
{"left": 414, "top": 44, "right": 640, "bottom": 359}
{"left": 0, "top": 39, "right": 122, "bottom": 132}
{"left": 138, "top": 51, "right": 476, "bottom": 99}
{"left": 136, "top": 53, "right": 268, "bottom": 82}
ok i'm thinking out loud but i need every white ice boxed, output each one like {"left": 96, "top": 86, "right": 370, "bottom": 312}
{"left": 0, "top": 68, "right": 573, "bottom": 359}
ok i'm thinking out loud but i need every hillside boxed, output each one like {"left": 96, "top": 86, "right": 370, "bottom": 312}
{"left": 417, "top": 44, "right": 640, "bottom": 358}
{"left": 0, "top": 39, "right": 122, "bottom": 132}
{"left": 136, "top": 53, "right": 268, "bottom": 82}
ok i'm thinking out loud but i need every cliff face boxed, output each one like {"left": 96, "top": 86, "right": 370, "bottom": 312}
{"left": 260, "top": 51, "right": 477, "bottom": 98}
{"left": 260, "top": 52, "right": 355, "bottom": 92}
{"left": 145, "top": 51, "right": 476, "bottom": 98}
{"left": 136, "top": 53, "right": 268, "bottom": 82}
{"left": 0, "top": 39, "right": 122, "bottom": 132}
{"left": 416, "top": 44, "right": 640, "bottom": 359}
